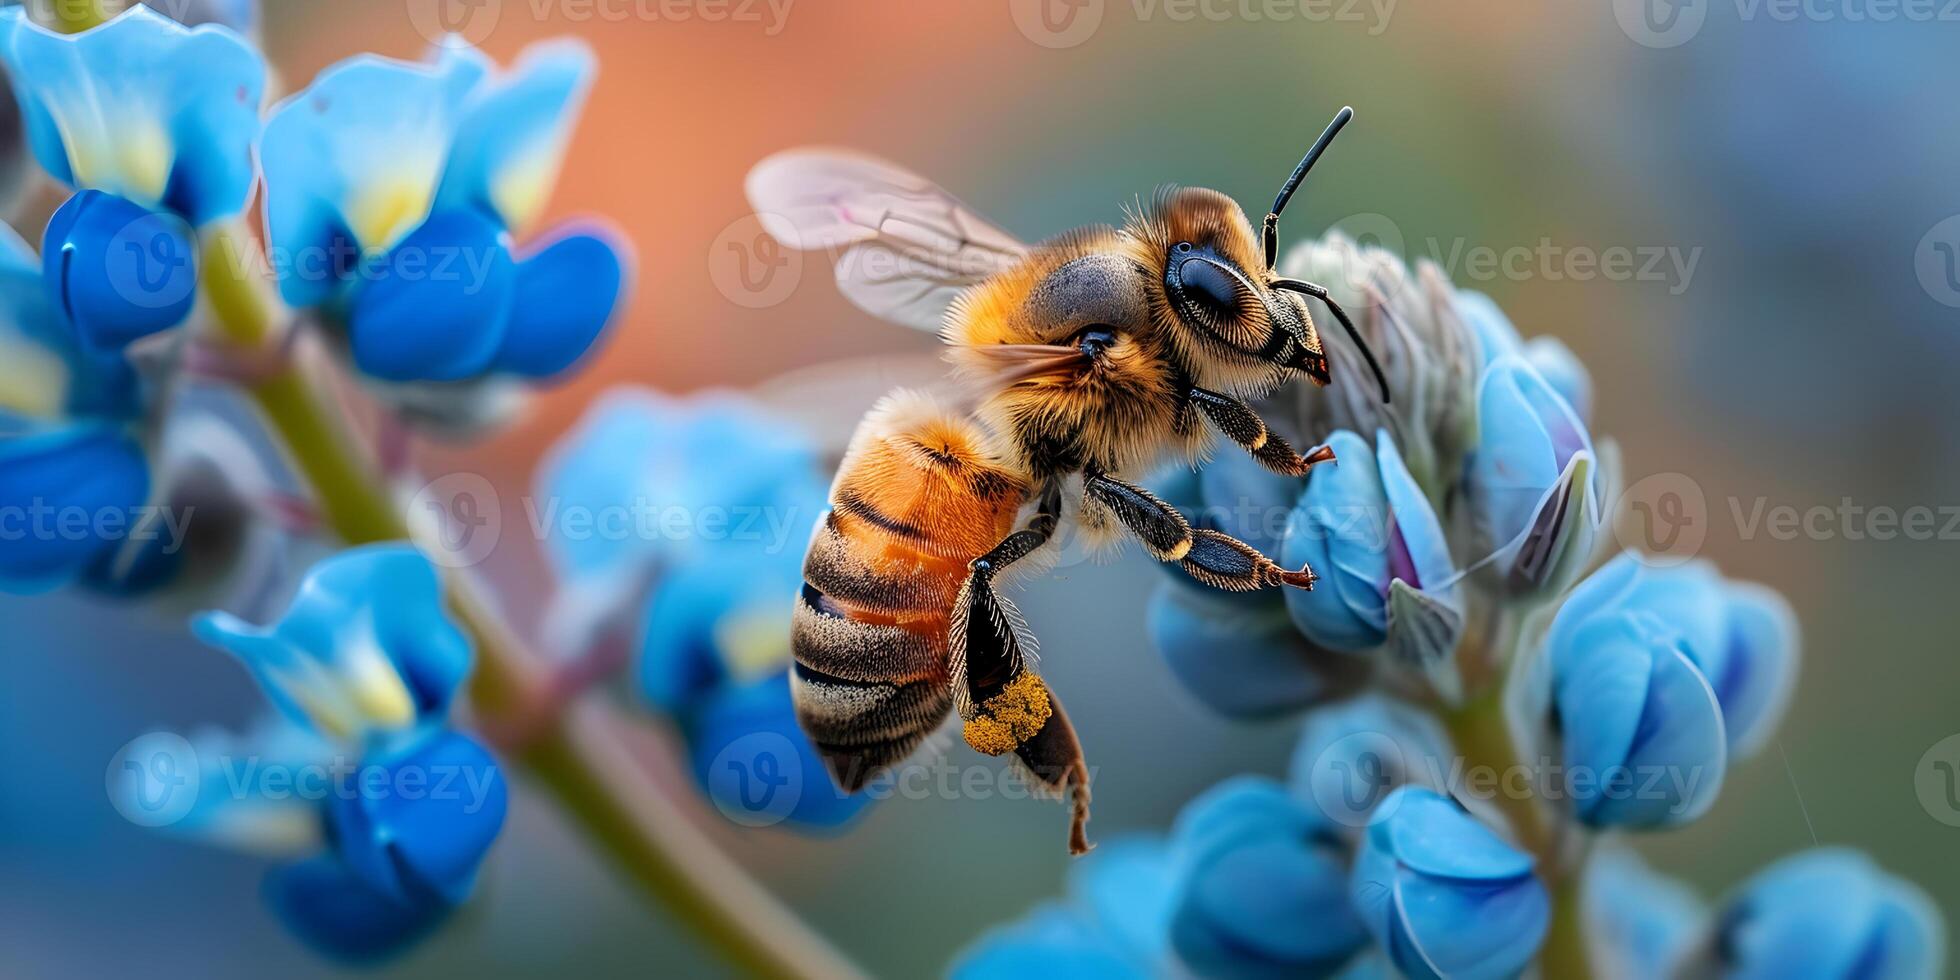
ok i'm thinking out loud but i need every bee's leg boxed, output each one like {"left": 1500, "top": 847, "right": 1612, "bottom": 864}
{"left": 950, "top": 484, "right": 1092, "bottom": 854}
{"left": 1083, "top": 472, "right": 1316, "bottom": 590}
{"left": 1189, "top": 387, "right": 1336, "bottom": 478}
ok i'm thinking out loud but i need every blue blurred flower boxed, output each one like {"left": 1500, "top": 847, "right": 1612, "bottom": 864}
{"left": 262, "top": 37, "right": 626, "bottom": 384}
{"left": 192, "top": 543, "right": 472, "bottom": 743}
{"left": 1703, "top": 848, "right": 1944, "bottom": 980}
{"left": 953, "top": 838, "right": 1178, "bottom": 979}
{"left": 1167, "top": 776, "right": 1366, "bottom": 978}
{"left": 1543, "top": 558, "right": 1729, "bottom": 828}
{"left": 1288, "top": 693, "right": 1453, "bottom": 829}
{"left": 1147, "top": 580, "right": 1363, "bottom": 719}
{"left": 0, "top": 6, "right": 263, "bottom": 345}
{"left": 537, "top": 389, "right": 856, "bottom": 830}
{"left": 1283, "top": 430, "right": 1462, "bottom": 685}
{"left": 1582, "top": 844, "right": 1705, "bottom": 980}
{"left": 1350, "top": 786, "right": 1548, "bottom": 979}
{"left": 1466, "top": 355, "right": 1602, "bottom": 598}
{"left": 0, "top": 419, "right": 148, "bottom": 593}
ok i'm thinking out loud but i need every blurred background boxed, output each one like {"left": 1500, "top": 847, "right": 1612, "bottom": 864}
{"left": 5, "top": 1, "right": 1960, "bottom": 976}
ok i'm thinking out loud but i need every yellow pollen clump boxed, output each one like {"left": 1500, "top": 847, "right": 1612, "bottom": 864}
{"left": 961, "top": 672, "right": 1053, "bottom": 755}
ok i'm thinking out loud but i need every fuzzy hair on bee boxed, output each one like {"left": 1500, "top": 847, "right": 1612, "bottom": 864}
{"left": 751, "top": 106, "right": 1383, "bottom": 855}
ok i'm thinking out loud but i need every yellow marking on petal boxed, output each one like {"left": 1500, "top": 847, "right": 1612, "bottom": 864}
{"left": 715, "top": 603, "right": 794, "bottom": 682}
{"left": 340, "top": 642, "right": 418, "bottom": 731}
{"left": 491, "top": 144, "right": 561, "bottom": 234}
{"left": 287, "top": 684, "right": 358, "bottom": 741}
{"left": 204, "top": 804, "right": 326, "bottom": 857}
{"left": 62, "top": 112, "right": 172, "bottom": 207}
{"left": 347, "top": 176, "right": 436, "bottom": 253}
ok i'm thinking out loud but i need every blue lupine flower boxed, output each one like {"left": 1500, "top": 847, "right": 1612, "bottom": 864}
{"left": 537, "top": 389, "right": 858, "bottom": 829}
{"left": 1167, "top": 776, "right": 1366, "bottom": 978}
{"left": 1456, "top": 291, "right": 1592, "bottom": 422}
{"left": 262, "top": 37, "right": 626, "bottom": 383}
{"left": 168, "top": 544, "right": 506, "bottom": 962}
{"left": 1705, "top": 848, "right": 1944, "bottom": 980}
{"left": 1350, "top": 787, "right": 1548, "bottom": 980}
{"left": 0, "top": 6, "right": 263, "bottom": 345}
{"left": 192, "top": 543, "right": 473, "bottom": 742}
{"left": 1582, "top": 844, "right": 1705, "bottom": 980}
{"left": 1466, "top": 355, "right": 1601, "bottom": 597}
{"left": 953, "top": 838, "right": 1178, "bottom": 979}
{"left": 1543, "top": 558, "right": 1729, "bottom": 828}
{"left": 1554, "top": 553, "right": 1799, "bottom": 757}
{"left": 1283, "top": 430, "right": 1461, "bottom": 674}
{"left": 1288, "top": 693, "right": 1453, "bottom": 829}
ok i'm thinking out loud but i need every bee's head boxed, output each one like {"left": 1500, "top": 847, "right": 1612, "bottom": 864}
{"left": 1132, "top": 108, "right": 1389, "bottom": 403}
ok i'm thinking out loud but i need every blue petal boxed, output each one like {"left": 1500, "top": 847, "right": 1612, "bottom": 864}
{"left": 495, "top": 224, "right": 626, "bottom": 378}
{"left": 1066, "top": 837, "right": 1180, "bottom": 962}
{"left": 687, "top": 670, "right": 869, "bottom": 831}
{"left": 263, "top": 855, "right": 453, "bottom": 965}
{"left": 1708, "top": 581, "right": 1800, "bottom": 755}
{"left": 1717, "top": 848, "right": 1944, "bottom": 980}
{"left": 1392, "top": 862, "right": 1548, "bottom": 979}
{"left": 1520, "top": 336, "right": 1592, "bottom": 423}
{"left": 1283, "top": 430, "right": 1391, "bottom": 652}
{"left": 0, "top": 226, "right": 141, "bottom": 420}
{"left": 1170, "top": 778, "right": 1364, "bottom": 975}
{"left": 1371, "top": 787, "right": 1536, "bottom": 882}
{"left": 326, "top": 730, "right": 506, "bottom": 906}
{"left": 1196, "top": 448, "right": 1303, "bottom": 560}
{"left": 261, "top": 50, "right": 484, "bottom": 307}
{"left": 0, "top": 421, "right": 148, "bottom": 593}
{"left": 432, "top": 39, "right": 594, "bottom": 234}
{"left": 952, "top": 902, "right": 1154, "bottom": 980}
{"left": 1374, "top": 429, "right": 1455, "bottom": 594}
{"left": 191, "top": 544, "right": 474, "bottom": 740}
{"left": 42, "top": 190, "right": 198, "bottom": 348}
{"left": 1583, "top": 844, "right": 1706, "bottom": 980}
{"left": 0, "top": 6, "right": 263, "bottom": 223}
{"left": 1148, "top": 581, "right": 1343, "bottom": 718}
{"left": 346, "top": 208, "right": 516, "bottom": 382}
{"left": 1288, "top": 694, "right": 1452, "bottom": 829}
{"left": 1455, "top": 290, "right": 1521, "bottom": 367}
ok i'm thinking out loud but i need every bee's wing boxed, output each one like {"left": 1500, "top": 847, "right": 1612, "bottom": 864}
{"left": 746, "top": 148, "right": 1028, "bottom": 332}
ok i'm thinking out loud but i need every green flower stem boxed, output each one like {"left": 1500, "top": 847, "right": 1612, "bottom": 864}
{"left": 199, "top": 225, "right": 862, "bottom": 980}
{"left": 1442, "top": 691, "right": 1593, "bottom": 978}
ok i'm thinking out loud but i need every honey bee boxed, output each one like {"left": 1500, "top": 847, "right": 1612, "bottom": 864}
{"left": 750, "top": 109, "right": 1388, "bottom": 854}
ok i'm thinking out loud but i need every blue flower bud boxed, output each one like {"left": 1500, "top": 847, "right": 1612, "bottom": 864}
{"left": 41, "top": 190, "right": 198, "bottom": 349}
{"left": 1582, "top": 844, "right": 1705, "bottom": 980}
{"left": 1466, "top": 356, "right": 1600, "bottom": 596}
{"left": 1707, "top": 848, "right": 1943, "bottom": 980}
{"left": 1282, "top": 430, "right": 1460, "bottom": 660}
{"left": 0, "top": 421, "right": 149, "bottom": 594}
{"left": 1168, "top": 777, "right": 1366, "bottom": 978}
{"left": 348, "top": 209, "right": 517, "bottom": 383}
{"left": 953, "top": 839, "right": 1177, "bottom": 979}
{"left": 1457, "top": 292, "right": 1592, "bottom": 422}
{"left": 688, "top": 670, "right": 870, "bottom": 831}
{"left": 193, "top": 544, "right": 474, "bottom": 741}
{"left": 1549, "top": 610, "right": 1726, "bottom": 828}
{"left": 1147, "top": 581, "right": 1363, "bottom": 719}
{"left": 263, "top": 855, "right": 451, "bottom": 965}
{"left": 1350, "top": 787, "right": 1548, "bottom": 980}
{"left": 1289, "top": 694, "right": 1453, "bottom": 829}
{"left": 326, "top": 730, "right": 507, "bottom": 907}
{"left": 494, "top": 225, "right": 627, "bottom": 379}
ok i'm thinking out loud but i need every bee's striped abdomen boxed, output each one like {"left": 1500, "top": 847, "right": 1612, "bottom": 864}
{"left": 792, "top": 390, "right": 1029, "bottom": 791}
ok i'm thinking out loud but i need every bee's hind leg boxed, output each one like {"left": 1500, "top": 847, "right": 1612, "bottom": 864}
{"left": 1082, "top": 471, "right": 1316, "bottom": 591}
{"left": 950, "top": 484, "right": 1092, "bottom": 855}
{"left": 1189, "top": 387, "right": 1336, "bottom": 478}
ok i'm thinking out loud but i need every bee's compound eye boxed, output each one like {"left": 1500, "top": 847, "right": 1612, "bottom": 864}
{"left": 1175, "top": 256, "right": 1241, "bottom": 317}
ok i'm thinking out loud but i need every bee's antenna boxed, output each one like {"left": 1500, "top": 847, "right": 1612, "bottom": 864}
{"left": 1262, "top": 105, "right": 1353, "bottom": 271}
